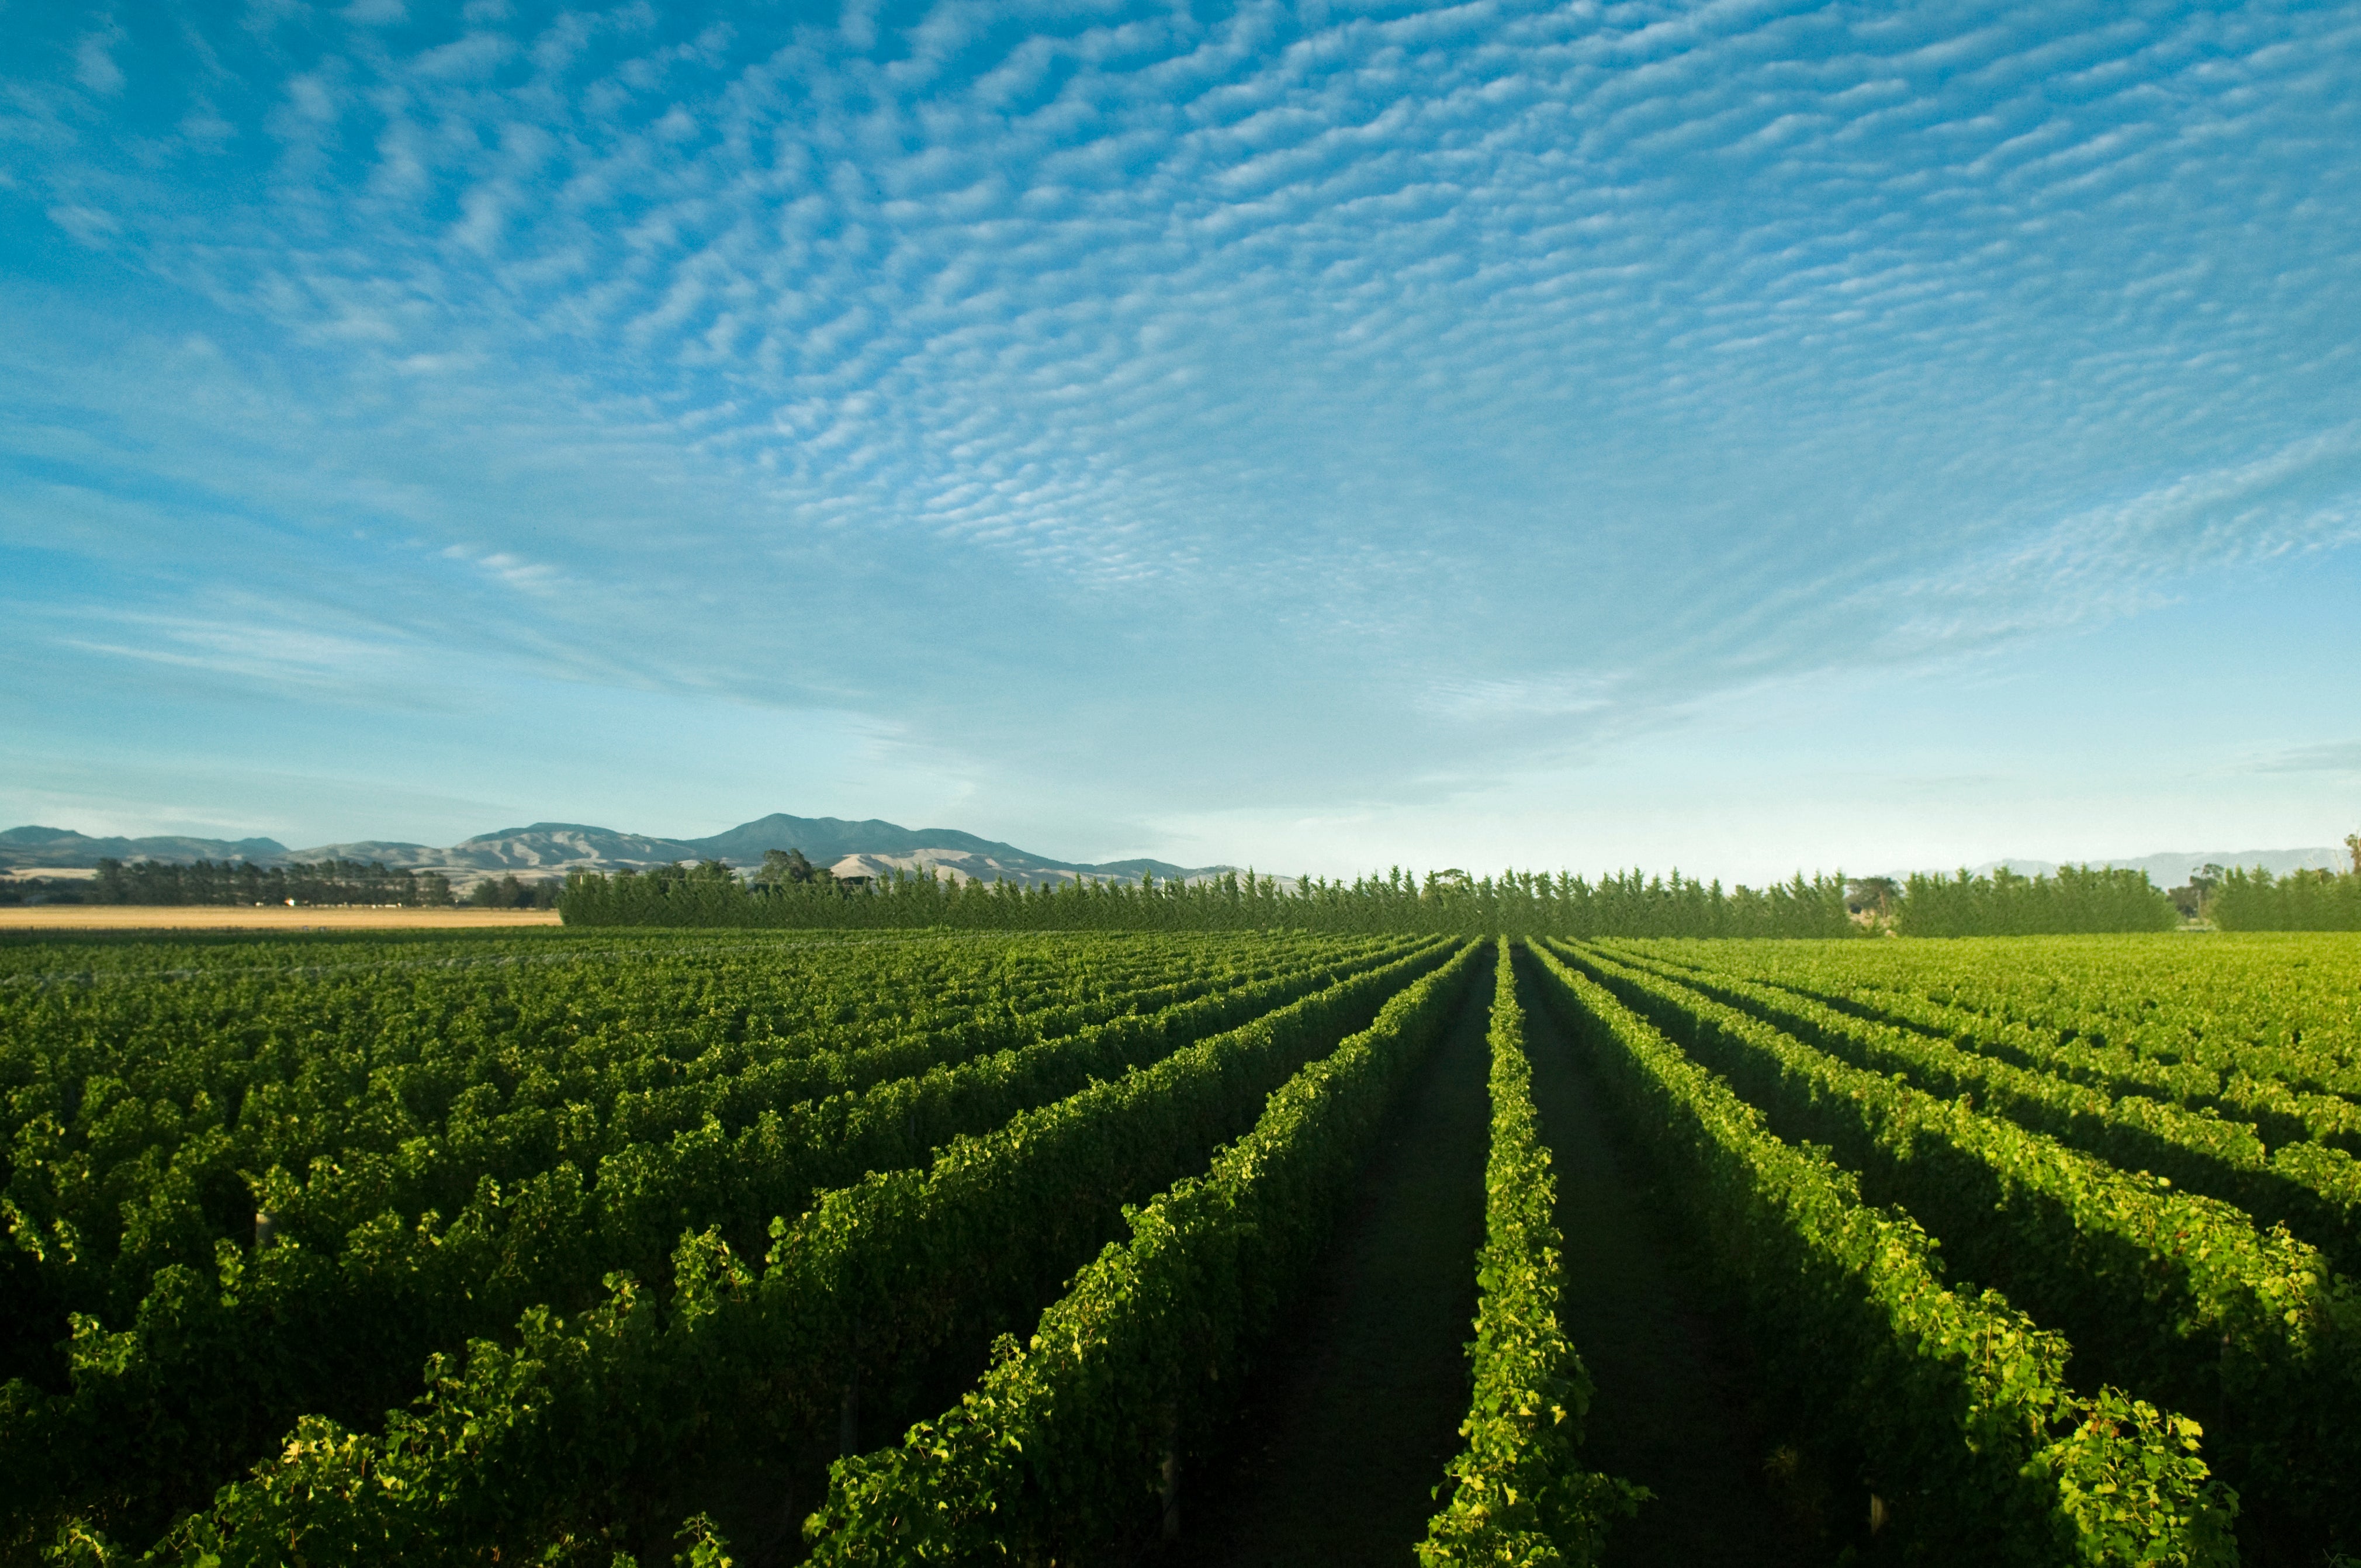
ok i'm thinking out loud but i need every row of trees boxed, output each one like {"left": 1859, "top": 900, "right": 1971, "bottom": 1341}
{"left": 2165, "top": 833, "right": 2361, "bottom": 930}
{"left": 5, "top": 849, "right": 2264, "bottom": 933}
{"left": 462, "top": 873, "right": 564, "bottom": 909}
{"left": 561, "top": 861, "right": 1864, "bottom": 936}
{"left": 0, "top": 859, "right": 562, "bottom": 909}
{"left": 2206, "top": 865, "right": 2361, "bottom": 931}
{"left": 1871, "top": 865, "right": 2179, "bottom": 937}
{"left": 561, "top": 858, "right": 2190, "bottom": 937}
{"left": 91, "top": 859, "right": 459, "bottom": 907}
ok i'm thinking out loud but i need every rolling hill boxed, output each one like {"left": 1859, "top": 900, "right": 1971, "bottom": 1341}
{"left": 1, "top": 815, "right": 1239, "bottom": 889}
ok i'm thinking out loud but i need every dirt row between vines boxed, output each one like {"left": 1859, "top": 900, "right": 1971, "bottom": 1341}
{"left": 1158, "top": 949, "right": 1825, "bottom": 1566}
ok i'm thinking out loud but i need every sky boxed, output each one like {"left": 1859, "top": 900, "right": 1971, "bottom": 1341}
{"left": 3, "top": 0, "right": 2357, "bottom": 884}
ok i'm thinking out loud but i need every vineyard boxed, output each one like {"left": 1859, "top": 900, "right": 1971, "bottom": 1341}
{"left": 1, "top": 927, "right": 2355, "bottom": 1564}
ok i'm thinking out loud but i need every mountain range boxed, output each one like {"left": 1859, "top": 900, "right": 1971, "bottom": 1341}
{"left": 1968, "top": 847, "right": 2351, "bottom": 886}
{"left": 0, "top": 815, "right": 1240, "bottom": 890}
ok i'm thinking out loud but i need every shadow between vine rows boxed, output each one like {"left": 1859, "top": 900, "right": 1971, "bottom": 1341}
{"left": 1512, "top": 949, "right": 1838, "bottom": 1568}
{"left": 1156, "top": 971, "right": 1493, "bottom": 1567}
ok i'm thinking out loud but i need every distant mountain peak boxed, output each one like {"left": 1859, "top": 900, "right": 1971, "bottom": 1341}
{"left": 0, "top": 811, "right": 1240, "bottom": 889}
{"left": 0, "top": 826, "right": 291, "bottom": 869}
{"left": 1927, "top": 846, "right": 2346, "bottom": 886}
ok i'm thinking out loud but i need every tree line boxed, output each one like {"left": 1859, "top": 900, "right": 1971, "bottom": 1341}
{"left": 562, "top": 861, "right": 1857, "bottom": 935}
{"left": 559, "top": 858, "right": 2189, "bottom": 936}
{"left": 2204, "top": 850, "right": 2361, "bottom": 932}
{"left": 18, "top": 844, "right": 2314, "bottom": 933}
{"left": 100, "top": 858, "right": 459, "bottom": 906}
{"left": 1874, "top": 865, "right": 2177, "bottom": 936}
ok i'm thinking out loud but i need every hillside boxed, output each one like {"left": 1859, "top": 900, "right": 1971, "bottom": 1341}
{"left": 1, "top": 816, "right": 1238, "bottom": 890}
{"left": 0, "top": 825, "right": 290, "bottom": 871}
{"left": 1969, "top": 847, "right": 2346, "bottom": 885}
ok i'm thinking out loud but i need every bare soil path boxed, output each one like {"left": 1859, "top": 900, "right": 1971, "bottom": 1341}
{"left": 1514, "top": 948, "right": 1823, "bottom": 1567}
{"left": 1162, "top": 972, "right": 1494, "bottom": 1567}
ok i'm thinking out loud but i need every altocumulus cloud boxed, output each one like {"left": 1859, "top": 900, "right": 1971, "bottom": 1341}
{"left": 2, "top": 0, "right": 2359, "bottom": 858}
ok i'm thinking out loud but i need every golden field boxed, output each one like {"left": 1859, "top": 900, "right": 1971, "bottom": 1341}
{"left": 0, "top": 906, "right": 565, "bottom": 931}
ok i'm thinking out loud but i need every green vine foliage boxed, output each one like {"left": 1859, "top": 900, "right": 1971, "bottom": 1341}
{"left": 1416, "top": 941, "right": 1646, "bottom": 1567}
{"left": 800, "top": 940, "right": 1487, "bottom": 1564}
{"left": 1615, "top": 935, "right": 2361, "bottom": 1149}
{"left": 1525, "top": 943, "right": 2238, "bottom": 1567}
{"left": 1559, "top": 940, "right": 2352, "bottom": 1557}
{"left": 1593, "top": 942, "right": 2361, "bottom": 1279}
{"left": 2, "top": 930, "right": 1307, "bottom": 1341}
{"left": 1, "top": 937, "right": 1413, "bottom": 1555}
{"left": 13, "top": 924, "right": 2343, "bottom": 1564}
{"left": 142, "top": 941, "right": 1462, "bottom": 1564}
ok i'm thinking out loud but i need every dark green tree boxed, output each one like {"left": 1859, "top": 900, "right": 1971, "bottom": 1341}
{"left": 754, "top": 847, "right": 834, "bottom": 888}
{"left": 1846, "top": 876, "right": 1900, "bottom": 919}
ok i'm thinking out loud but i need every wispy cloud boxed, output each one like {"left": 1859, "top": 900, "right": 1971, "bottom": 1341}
{"left": 2, "top": 0, "right": 2357, "bottom": 854}
{"left": 2249, "top": 740, "right": 2361, "bottom": 776}
{"left": 440, "top": 543, "right": 565, "bottom": 597}
{"left": 72, "top": 23, "right": 125, "bottom": 96}
{"left": 1875, "top": 424, "right": 2361, "bottom": 656}
{"left": 53, "top": 607, "right": 424, "bottom": 698}
{"left": 1419, "top": 672, "right": 1623, "bottom": 723}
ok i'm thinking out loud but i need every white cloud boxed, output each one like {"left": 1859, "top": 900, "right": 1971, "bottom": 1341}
{"left": 74, "top": 26, "right": 125, "bottom": 95}
{"left": 51, "top": 608, "right": 423, "bottom": 697}
{"left": 46, "top": 205, "right": 120, "bottom": 245}
{"left": 440, "top": 544, "right": 565, "bottom": 596}
{"left": 1877, "top": 423, "right": 2361, "bottom": 655}
{"left": 2250, "top": 740, "right": 2361, "bottom": 776}
{"left": 1418, "top": 673, "right": 1622, "bottom": 722}
{"left": 6, "top": 0, "right": 2360, "bottom": 857}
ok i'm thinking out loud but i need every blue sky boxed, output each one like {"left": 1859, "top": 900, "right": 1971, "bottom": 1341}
{"left": 4, "top": 0, "right": 2357, "bottom": 882}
